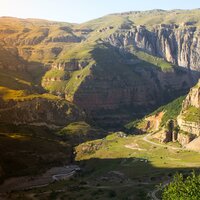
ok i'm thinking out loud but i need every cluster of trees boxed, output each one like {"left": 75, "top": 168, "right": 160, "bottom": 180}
{"left": 162, "top": 172, "right": 200, "bottom": 200}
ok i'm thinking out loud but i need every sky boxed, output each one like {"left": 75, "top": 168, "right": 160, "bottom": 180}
{"left": 0, "top": 0, "right": 200, "bottom": 23}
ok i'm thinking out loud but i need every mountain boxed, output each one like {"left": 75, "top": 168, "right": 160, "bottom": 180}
{"left": 177, "top": 80, "right": 200, "bottom": 151}
{"left": 177, "top": 79, "right": 200, "bottom": 135}
{"left": 0, "top": 9, "right": 200, "bottom": 127}
{"left": 128, "top": 79, "right": 200, "bottom": 149}
{"left": 0, "top": 9, "right": 200, "bottom": 199}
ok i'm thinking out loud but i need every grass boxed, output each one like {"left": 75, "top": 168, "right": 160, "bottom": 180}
{"left": 59, "top": 43, "right": 93, "bottom": 61}
{"left": 43, "top": 69, "right": 69, "bottom": 79}
{"left": 0, "top": 86, "right": 60, "bottom": 101}
{"left": 131, "top": 49, "right": 173, "bottom": 72}
{"left": 76, "top": 133, "right": 200, "bottom": 170}
{"left": 126, "top": 95, "right": 185, "bottom": 130}
{"left": 125, "top": 118, "right": 148, "bottom": 130}
{"left": 152, "top": 96, "right": 185, "bottom": 126}
{"left": 42, "top": 68, "right": 70, "bottom": 94}
{"left": 65, "top": 63, "right": 92, "bottom": 100}
{"left": 0, "top": 86, "right": 26, "bottom": 100}
{"left": 124, "top": 9, "right": 200, "bottom": 28}
{"left": 59, "top": 121, "right": 96, "bottom": 136}
{"left": 4, "top": 131, "right": 200, "bottom": 200}
{"left": 0, "top": 125, "right": 72, "bottom": 181}
{"left": 183, "top": 106, "right": 200, "bottom": 122}
{"left": 6, "top": 179, "right": 152, "bottom": 200}
{"left": 43, "top": 80, "right": 69, "bottom": 93}
{"left": 0, "top": 69, "right": 33, "bottom": 90}
{"left": 58, "top": 121, "right": 105, "bottom": 145}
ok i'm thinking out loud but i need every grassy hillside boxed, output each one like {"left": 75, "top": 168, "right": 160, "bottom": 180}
{"left": 76, "top": 132, "right": 200, "bottom": 168}
{"left": 0, "top": 10, "right": 199, "bottom": 199}
{"left": 0, "top": 10, "right": 198, "bottom": 100}
{"left": 131, "top": 49, "right": 173, "bottom": 72}
{"left": 150, "top": 96, "right": 186, "bottom": 126}
{"left": 79, "top": 9, "right": 200, "bottom": 33}
{"left": 113, "top": 9, "right": 200, "bottom": 29}
{"left": 182, "top": 106, "right": 200, "bottom": 122}
{"left": 126, "top": 95, "right": 185, "bottom": 130}
{"left": 5, "top": 131, "right": 200, "bottom": 200}
{"left": 1, "top": 9, "right": 200, "bottom": 64}
{"left": 58, "top": 121, "right": 105, "bottom": 145}
{"left": 0, "top": 124, "right": 72, "bottom": 181}
{"left": 0, "top": 87, "right": 61, "bottom": 102}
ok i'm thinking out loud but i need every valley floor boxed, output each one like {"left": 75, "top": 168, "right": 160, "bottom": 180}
{"left": 1, "top": 132, "right": 200, "bottom": 200}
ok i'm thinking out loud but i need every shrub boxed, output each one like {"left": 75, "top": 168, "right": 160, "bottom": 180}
{"left": 162, "top": 172, "right": 200, "bottom": 200}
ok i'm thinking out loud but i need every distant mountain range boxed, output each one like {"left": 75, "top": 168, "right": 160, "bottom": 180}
{"left": 0, "top": 9, "right": 200, "bottom": 128}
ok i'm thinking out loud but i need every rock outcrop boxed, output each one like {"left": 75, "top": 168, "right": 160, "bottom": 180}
{"left": 52, "top": 59, "right": 89, "bottom": 71}
{"left": 177, "top": 132, "right": 196, "bottom": 146}
{"left": 105, "top": 25, "right": 200, "bottom": 71}
{"left": 182, "top": 80, "right": 200, "bottom": 109}
{"left": 1, "top": 12, "right": 200, "bottom": 127}
{"left": 185, "top": 137, "right": 200, "bottom": 152}
{"left": 140, "top": 81, "right": 199, "bottom": 147}
{"left": 177, "top": 119, "right": 200, "bottom": 136}
{"left": 70, "top": 55, "right": 198, "bottom": 126}
{"left": 177, "top": 80, "right": 200, "bottom": 135}
{"left": 153, "top": 80, "right": 200, "bottom": 148}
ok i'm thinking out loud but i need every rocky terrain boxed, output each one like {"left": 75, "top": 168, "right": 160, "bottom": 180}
{"left": 131, "top": 79, "right": 200, "bottom": 150}
{"left": 177, "top": 79, "right": 200, "bottom": 135}
{"left": 0, "top": 9, "right": 200, "bottom": 200}
{"left": 0, "top": 10, "right": 200, "bottom": 127}
{"left": 176, "top": 80, "right": 200, "bottom": 150}
{"left": 105, "top": 24, "right": 200, "bottom": 71}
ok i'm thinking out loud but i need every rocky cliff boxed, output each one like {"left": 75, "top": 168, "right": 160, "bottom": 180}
{"left": 182, "top": 80, "right": 200, "bottom": 109}
{"left": 177, "top": 80, "right": 200, "bottom": 135}
{"left": 1, "top": 10, "right": 200, "bottom": 127}
{"left": 105, "top": 25, "right": 200, "bottom": 71}
{"left": 65, "top": 44, "right": 198, "bottom": 127}
{"left": 51, "top": 59, "right": 89, "bottom": 71}
{"left": 142, "top": 80, "right": 200, "bottom": 148}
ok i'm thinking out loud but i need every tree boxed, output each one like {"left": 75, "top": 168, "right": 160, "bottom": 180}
{"left": 162, "top": 172, "right": 200, "bottom": 200}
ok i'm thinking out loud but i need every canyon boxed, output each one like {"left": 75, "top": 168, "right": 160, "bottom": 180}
{"left": 0, "top": 10, "right": 200, "bottom": 127}
{"left": 0, "top": 8, "right": 200, "bottom": 200}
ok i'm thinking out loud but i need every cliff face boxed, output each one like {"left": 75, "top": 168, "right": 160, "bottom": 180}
{"left": 177, "top": 80, "right": 200, "bottom": 135}
{"left": 105, "top": 25, "right": 200, "bottom": 71}
{"left": 51, "top": 59, "right": 89, "bottom": 71}
{"left": 129, "top": 82, "right": 199, "bottom": 146}
{"left": 67, "top": 44, "right": 198, "bottom": 126}
{"left": 182, "top": 80, "right": 200, "bottom": 109}
{"left": 177, "top": 120, "right": 200, "bottom": 135}
{"left": 74, "top": 64, "right": 193, "bottom": 110}
{"left": 1, "top": 11, "right": 200, "bottom": 127}
{"left": 41, "top": 32, "right": 200, "bottom": 126}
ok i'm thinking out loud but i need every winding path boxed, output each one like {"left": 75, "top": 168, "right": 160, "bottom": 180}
{"left": 0, "top": 165, "right": 80, "bottom": 192}
{"left": 149, "top": 181, "right": 170, "bottom": 200}
{"left": 142, "top": 133, "right": 180, "bottom": 199}
{"left": 143, "top": 133, "right": 183, "bottom": 150}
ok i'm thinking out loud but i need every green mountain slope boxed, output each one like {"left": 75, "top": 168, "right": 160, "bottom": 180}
{"left": 0, "top": 10, "right": 200, "bottom": 128}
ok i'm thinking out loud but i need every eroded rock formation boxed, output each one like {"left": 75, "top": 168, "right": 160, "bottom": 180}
{"left": 105, "top": 25, "right": 200, "bottom": 71}
{"left": 177, "top": 80, "right": 200, "bottom": 135}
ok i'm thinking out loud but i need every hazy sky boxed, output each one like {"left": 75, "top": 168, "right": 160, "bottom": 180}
{"left": 0, "top": 0, "right": 200, "bottom": 23}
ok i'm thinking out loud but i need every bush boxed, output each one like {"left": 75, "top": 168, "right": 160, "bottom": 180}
{"left": 162, "top": 172, "right": 200, "bottom": 200}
